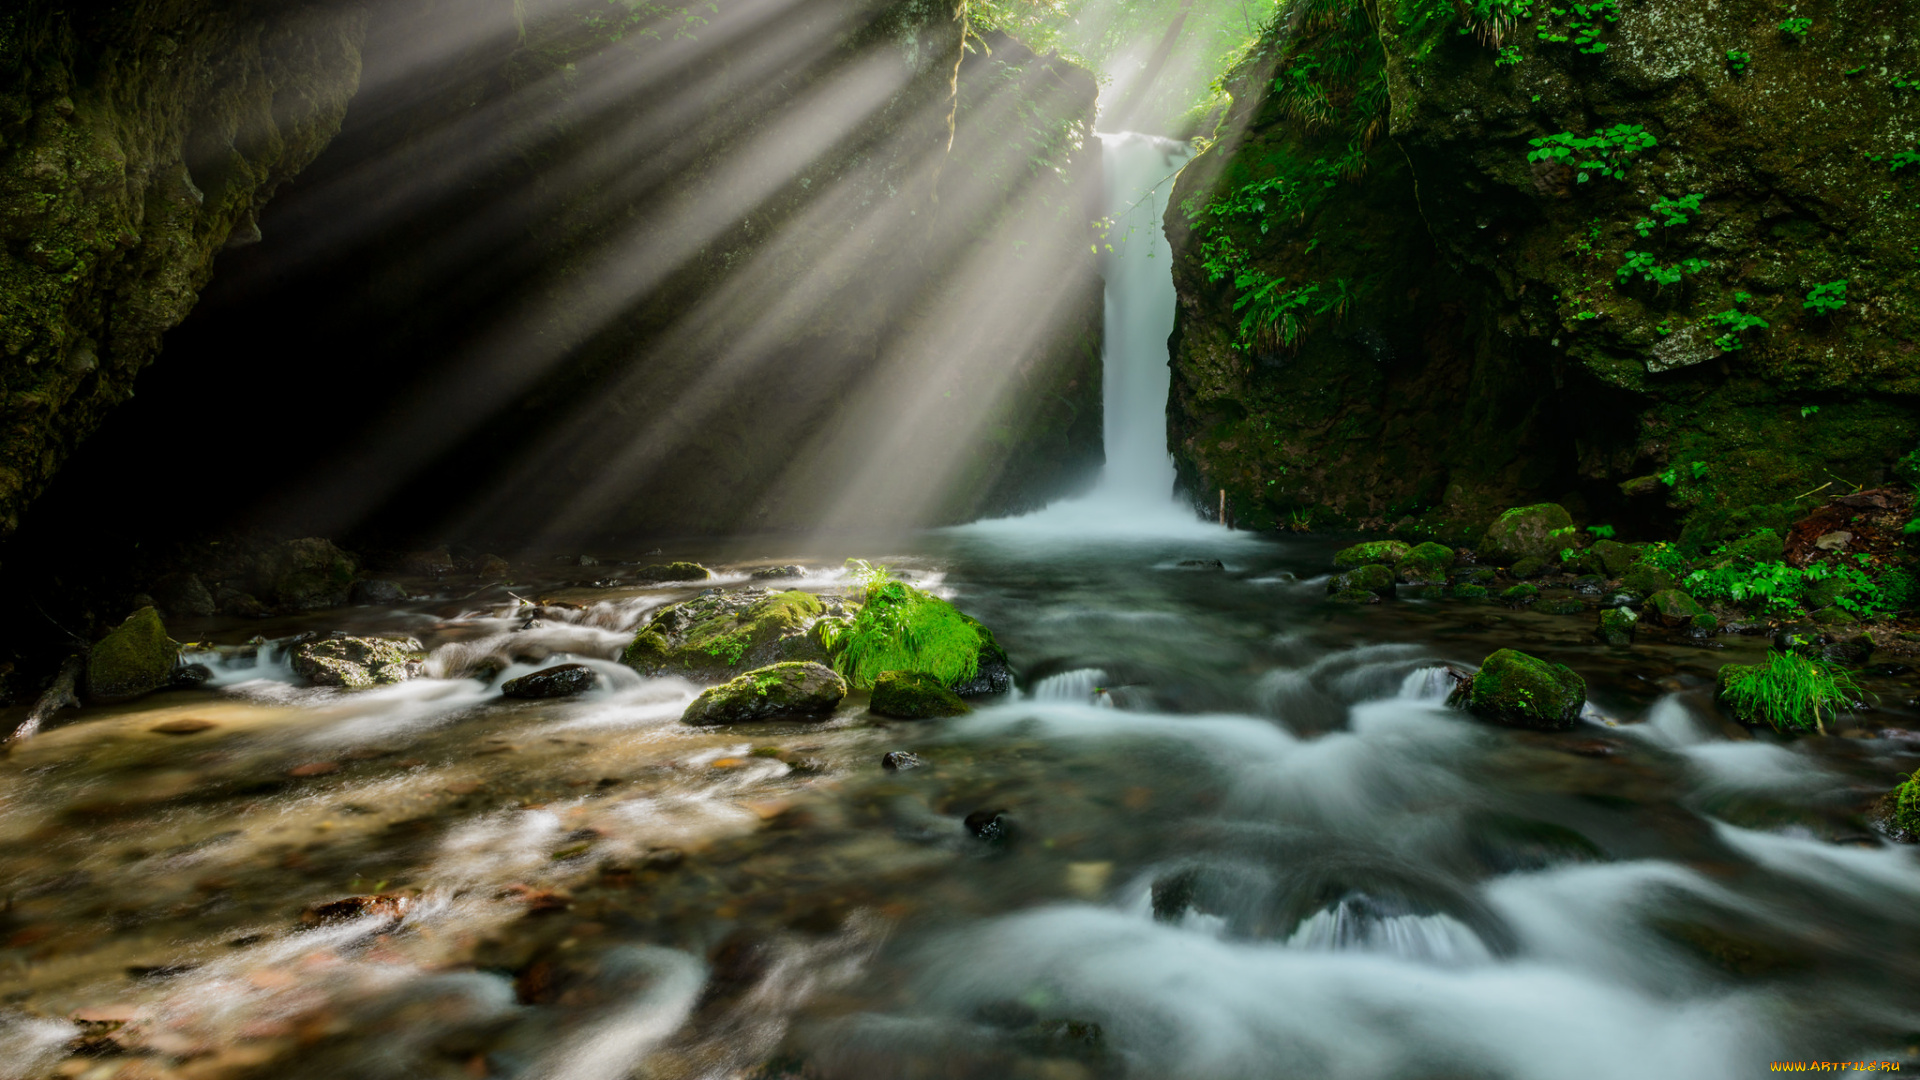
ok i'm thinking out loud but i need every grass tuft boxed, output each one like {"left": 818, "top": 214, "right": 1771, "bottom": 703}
{"left": 1719, "top": 651, "right": 1862, "bottom": 734}
{"left": 822, "top": 572, "right": 987, "bottom": 690}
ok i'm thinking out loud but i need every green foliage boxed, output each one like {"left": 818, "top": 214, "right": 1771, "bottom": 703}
{"left": 1803, "top": 279, "right": 1848, "bottom": 315}
{"left": 1618, "top": 250, "right": 1710, "bottom": 286}
{"left": 1527, "top": 125, "right": 1658, "bottom": 182}
{"left": 1587, "top": 524, "right": 1616, "bottom": 539}
{"left": 821, "top": 581, "right": 987, "bottom": 690}
{"left": 1684, "top": 554, "right": 1904, "bottom": 617}
{"left": 1891, "top": 150, "right": 1920, "bottom": 173}
{"left": 1535, "top": 0, "right": 1619, "bottom": 53}
{"left": 1725, "top": 49, "right": 1750, "bottom": 73}
{"left": 1496, "top": 44, "right": 1523, "bottom": 65}
{"left": 1777, "top": 16, "right": 1812, "bottom": 39}
{"left": 1890, "top": 772, "right": 1920, "bottom": 837}
{"left": 1719, "top": 652, "right": 1860, "bottom": 734}
{"left": 843, "top": 557, "right": 892, "bottom": 600}
{"left": 1639, "top": 541, "right": 1692, "bottom": 578}
{"left": 1709, "top": 291, "right": 1769, "bottom": 351}
{"left": 703, "top": 631, "right": 749, "bottom": 666}
{"left": 1657, "top": 461, "right": 1711, "bottom": 487}
{"left": 1895, "top": 444, "right": 1920, "bottom": 486}
{"left": 1633, "top": 193, "right": 1704, "bottom": 237}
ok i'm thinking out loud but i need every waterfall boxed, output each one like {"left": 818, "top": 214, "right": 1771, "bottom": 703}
{"left": 964, "top": 131, "right": 1215, "bottom": 536}
{"left": 1097, "top": 131, "right": 1191, "bottom": 505}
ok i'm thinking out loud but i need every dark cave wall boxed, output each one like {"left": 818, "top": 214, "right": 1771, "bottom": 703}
{"left": 0, "top": 0, "right": 367, "bottom": 535}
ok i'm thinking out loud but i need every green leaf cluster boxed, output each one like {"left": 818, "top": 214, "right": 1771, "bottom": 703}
{"left": 1633, "top": 193, "right": 1704, "bottom": 236}
{"left": 1726, "top": 49, "right": 1751, "bottom": 73}
{"left": 1536, "top": 0, "right": 1619, "bottom": 53}
{"left": 1684, "top": 554, "right": 1905, "bottom": 618}
{"left": 1777, "top": 16, "right": 1812, "bottom": 38}
{"left": 1709, "top": 293, "right": 1769, "bottom": 350}
{"left": 1803, "top": 279, "right": 1848, "bottom": 315}
{"left": 1617, "top": 250, "right": 1710, "bottom": 286}
{"left": 1527, "top": 125, "right": 1658, "bottom": 182}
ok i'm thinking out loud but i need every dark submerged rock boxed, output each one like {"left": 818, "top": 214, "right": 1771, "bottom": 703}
{"left": 349, "top": 579, "right": 408, "bottom": 605}
{"left": 881, "top": 750, "right": 924, "bottom": 771}
{"left": 1176, "top": 558, "right": 1225, "bottom": 570}
{"left": 501, "top": 663, "right": 598, "bottom": 699}
{"left": 949, "top": 654, "right": 1014, "bottom": 697}
{"left": 633, "top": 562, "right": 712, "bottom": 583}
{"left": 258, "top": 537, "right": 357, "bottom": 611}
{"left": 964, "top": 808, "right": 1014, "bottom": 845}
{"left": 870, "top": 670, "right": 970, "bottom": 719}
{"left": 150, "top": 573, "right": 216, "bottom": 618}
{"left": 680, "top": 662, "right": 847, "bottom": 725}
{"left": 1447, "top": 648, "right": 1586, "bottom": 731}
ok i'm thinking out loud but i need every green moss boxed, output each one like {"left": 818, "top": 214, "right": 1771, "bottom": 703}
{"left": 681, "top": 661, "right": 847, "bottom": 726}
{"left": 1715, "top": 652, "right": 1861, "bottom": 733}
{"left": 1329, "top": 563, "right": 1396, "bottom": 596}
{"left": 823, "top": 582, "right": 1000, "bottom": 690}
{"left": 1499, "top": 583, "right": 1539, "bottom": 604}
{"left": 1334, "top": 540, "right": 1412, "bottom": 569}
{"left": 869, "top": 669, "right": 971, "bottom": 719}
{"left": 1482, "top": 504, "right": 1575, "bottom": 563}
{"left": 622, "top": 589, "right": 827, "bottom": 678}
{"left": 1588, "top": 540, "right": 1642, "bottom": 577}
{"left": 1621, "top": 562, "right": 1674, "bottom": 596}
{"left": 1394, "top": 541, "right": 1456, "bottom": 583}
{"left": 1448, "top": 648, "right": 1587, "bottom": 730}
{"left": 1596, "top": 606, "right": 1637, "bottom": 645}
{"left": 633, "top": 562, "right": 712, "bottom": 583}
{"left": 1644, "top": 589, "right": 1707, "bottom": 626}
{"left": 1452, "top": 583, "right": 1489, "bottom": 600}
{"left": 1885, "top": 773, "right": 1920, "bottom": 841}
{"left": 85, "top": 606, "right": 176, "bottom": 702}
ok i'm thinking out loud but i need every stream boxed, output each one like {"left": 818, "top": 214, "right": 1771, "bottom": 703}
{"left": 2, "top": 135, "right": 1918, "bottom": 1080}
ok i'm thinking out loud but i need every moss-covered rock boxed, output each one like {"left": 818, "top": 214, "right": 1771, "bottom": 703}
{"left": 1480, "top": 505, "right": 1575, "bottom": 564}
{"left": 1621, "top": 563, "right": 1675, "bottom": 597}
{"left": 1499, "top": 584, "right": 1538, "bottom": 604}
{"left": 290, "top": 636, "right": 424, "bottom": 689}
{"left": 1596, "top": 607, "right": 1637, "bottom": 646}
{"left": 1328, "top": 563, "right": 1396, "bottom": 597}
{"left": 623, "top": 589, "right": 829, "bottom": 680}
{"left": 1452, "top": 583, "right": 1489, "bottom": 601}
{"left": 1644, "top": 590, "right": 1707, "bottom": 628}
{"left": 1720, "top": 530, "right": 1786, "bottom": 565}
{"left": 825, "top": 582, "right": 1010, "bottom": 693}
{"left": 1537, "top": 598, "right": 1585, "bottom": 616}
{"left": 1450, "top": 566, "right": 1497, "bottom": 587}
{"left": 257, "top": 538, "right": 357, "bottom": 611}
{"left": 633, "top": 562, "right": 713, "bottom": 584}
{"left": 1872, "top": 773, "right": 1920, "bottom": 844}
{"left": 1447, "top": 648, "right": 1587, "bottom": 731}
{"left": 1333, "top": 540, "right": 1411, "bottom": 569}
{"left": 1509, "top": 556, "right": 1552, "bottom": 580}
{"left": 1588, "top": 541, "right": 1643, "bottom": 577}
{"left": 681, "top": 662, "right": 846, "bottom": 726}
{"left": 1394, "top": 541, "right": 1456, "bottom": 584}
{"left": 85, "top": 606, "right": 177, "bottom": 703}
{"left": 869, "top": 670, "right": 970, "bottom": 719}
{"left": 1330, "top": 589, "right": 1382, "bottom": 604}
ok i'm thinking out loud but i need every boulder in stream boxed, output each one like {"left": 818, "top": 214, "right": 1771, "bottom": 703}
{"left": 1480, "top": 504, "right": 1574, "bottom": 564}
{"left": 870, "top": 670, "right": 970, "bottom": 719}
{"left": 150, "top": 573, "right": 216, "bottom": 618}
{"left": 623, "top": 588, "right": 830, "bottom": 679}
{"left": 1621, "top": 562, "right": 1674, "bottom": 596}
{"left": 1447, "top": 648, "right": 1587, "bottom": 731}
{"left": 291, "top": 635, "right": 425, "bottom": 689}
{"left": 258, "top": 537, "right": 357, "bottom": 610}
{"left": 1643, "top": 589, "right": 1707, "bottom": 628}
{"left": 1871, "top": 773, "right": 1920, "bottom": 843}
{"left": 681, "top": 662, "right": 847, "bottom": 725}
{"left": 1596, "top": 607, "right": 1638, "bottom": 646}
{"left": 501, "top": 663, "right": 598, "bottom": 699}
{"left": 1333, "top": 540, "right": 1411, "bottom": 569}
{"left": 1588, "top": 539, "right": 1643, "bottom": 576}
{"left": 1328, "top": 563, "right": 1395, "bottom": 598}
{"left": 86, "top": 607, "right": 179, "bottom": 703}
{"left": 350, "top": 579, "right": 408, "bottom": 605}
{"left": 1393, "top": 542, "right": 1455, "bottom": 584}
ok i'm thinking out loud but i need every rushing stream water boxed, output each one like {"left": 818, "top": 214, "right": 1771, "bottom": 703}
{"left": 2, "top": 136, "right": 1919, "bottom": 1080}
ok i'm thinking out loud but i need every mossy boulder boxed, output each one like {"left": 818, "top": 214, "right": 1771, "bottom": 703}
{"left": 1394, "top": 542, "right": 1456, "bottom": 584}
{"left": 623, "top": 589, "right": 829, "bottom": 679}
{"left": 681, "top": 662, "right": 846, "bottom": 726}
{"left": 1450, "top": 566, "right": 1497, "bottom": 587}
{"left": 633, "top": 562, "right": 712, "bottom": 583}
{"left": 291, "top": 636, "right": 425, "bottom": 689}
{"left": 1328, "top": 563, "right": 1396, "bottom": 597}
{"left": 1447, "top": 649, "right": 1587, "bottom": 731}
{"left": 1588, "top": 540, "right": 1643, "bottom": 577}
{"left": 85, "top": 607, "right": 179, "bottom": 703}
{"left": 1481, "top": 504, "right": 1575, "bottom": 564}
{"left": 1452, "top": 583, "right": 1489, "bottom": 601}
{"left": 1621, "top": 562, "right": 1675, "bottom": 597}
{"left": 1596, "top": 607, "right": 1638, "bottom": 646}
{"left": 1509, "top": 556, "right": 1552, "bottom": 580}
{"left": 1333, "top": 540, "right": 1411, "bottom": 569}
{"left": 1499, "top": 584, "right": 1538, "bottom": 604}
{"left": 258, "top": 538, "right": 357, "bottom": 611}
{"left": 1721, "top": 529, "right": 1786, "bottom": 565}
{"left": 1871, "top": 773, "right": 1920, "bottom": 843}
{"left": 826, "top": 582, "right": 1011, "bottom": 694}
{"left": 1537, "top": 598, "right": 1585, "bottom": 616}
{"left": 1644, "top": 590, "right": 1707, "bottom": 628}
{"left": 870, "top": 670, "right": 970, "bottom": 719}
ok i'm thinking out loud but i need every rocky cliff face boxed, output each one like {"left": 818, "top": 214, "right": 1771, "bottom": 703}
{"left": 1168, "top": 0, "right": 1919, "bottom": 547}
{"left": 0, "top": 0, "right": 367, "bottom": 535}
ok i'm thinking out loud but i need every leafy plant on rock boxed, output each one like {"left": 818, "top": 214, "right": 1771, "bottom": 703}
{"left": 1634, "top": 193, "right": 1704, "bottom": 236}
{"left": 1527, "top": 125, "right": 1658, "bottom": 182}
{"left": 1709, "top": 292, "right": 1769, "bottom": 350}
{"left": 1777, "top": 16, "right": 1812, "bottom": 39}
{"left": 1803, "top": 279, "right": 1848, "bottom": 315}
{"left": 820, "top": 580, "right": 989, "bottom": 689}
{"left": 1726, "top": 49, "right": 1750, "bottom": 73}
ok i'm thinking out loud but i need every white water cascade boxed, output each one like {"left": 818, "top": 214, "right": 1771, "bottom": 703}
{"left": 967, "top": 131, "right": 1221, "bottom": 537}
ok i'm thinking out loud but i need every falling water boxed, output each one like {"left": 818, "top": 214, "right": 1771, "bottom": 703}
{"left": 963, "top": 131, "right": 1213, "bottom": 537}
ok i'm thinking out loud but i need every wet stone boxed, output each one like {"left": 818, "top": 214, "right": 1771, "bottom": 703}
{"left": 150, "top": 717, "right": 217, "bottom": 735}
{"left": 964, "top": 809, "right": 1014, "bottom": 845}
{"left": 1176, "top": 558, "right": 1224, "bottom": 570}
{"left": 871, "top": 670, "right": 970, "bottom": 719}
{"left": 290, "top": 635, "right": 425, "bottom": 689}
{"left": 633, "top": 561, "right": 712, "bottom": 583}
{"left": 881, "top": 751, "right": 924, "bottom": 771}
{"left": 750, "top": 565, "right": 806, "bottom": 579}
{"left": 301, "top": 893, "right": 412, "bottom": 925}
{"left": 349, "top": 578, "right": 408, "bottom": 605}
{"left": 681, "top": 662, "right": 847, "bottom": 725}
{"left": 501, "top": 663, "right": 598, "bottom": 699}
